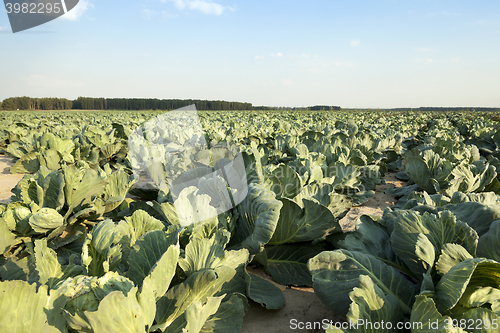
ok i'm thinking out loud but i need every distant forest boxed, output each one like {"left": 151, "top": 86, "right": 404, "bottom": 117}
{"left": 0, "top": 96, "right": 342, "bottom": 111}
{"left": 0, "top": 96, "right": 498, "bottom": 112}
{"left": 0, "top": 96, "right": 252, "bottom": 111}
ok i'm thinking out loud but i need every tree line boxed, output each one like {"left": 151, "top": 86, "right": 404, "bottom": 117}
{"left": 0, "top": 96, "right": 253, "bottom": 111}
{"left": 0, "top": 96, "right": 73, "bottom": 111}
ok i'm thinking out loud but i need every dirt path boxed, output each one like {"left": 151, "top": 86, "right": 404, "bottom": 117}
{"left": 338, "top": 172, "right": 406, "bottom": 231}
{"left": 0, "top": 155, "right": 24, "bottom": 204}
{"left": 240, "top": 267, "right": 344, "bottom": 333}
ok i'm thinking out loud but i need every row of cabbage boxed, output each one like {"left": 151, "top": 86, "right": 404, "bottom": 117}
{"left": 308, "top": 112, "right": 500, "bottom": 332}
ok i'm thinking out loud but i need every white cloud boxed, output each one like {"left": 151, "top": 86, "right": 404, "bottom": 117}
{"left": 270, "top": 52, "right": 283, "bottom": 57}
{"left": 169, "top": 0, "right": 186, "bottom": 10}
{"left": 142, "top": 9, "right": 176, "bottom": 19}
{"left": 189, "top": 0, "right": 224, "bottom": 15}
{"left": 350, "top": 40, "right": 360, "bottom": 47}
{"left": 254, "top": 55, "right": 265, "bottom": 60}
{"left": 282, "top": 78, "right": 294, "bottom": 86}
{"left": 0, "top": 27, "right": 8, "bottom": 31}
{"left": 164, "top": 0, "right": 228, "bottom": 15}
{"left": 62, "top": 0, "right": 93, "bottom": 21}
{"left": 451, "top": 57, "right": 460, "bottom": 63}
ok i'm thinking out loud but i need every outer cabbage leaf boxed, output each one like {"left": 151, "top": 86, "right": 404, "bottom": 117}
{"left": 443, "top": 202, "right": 500, "bottom": 237}
{"left": 325, "top": 275, "right": 406, "bottom": 333}
{"left": 0, "top": 281, "right": 67, "bottom": 333}
{"left": 84, "top": 286, "right": 155, "bottom": 333}
{"left": 294, "top": 183, "right": 352, "bottom": 219}
{"left": 100, "top": 164, "right": 137, "bottom": 213}
{"left": 118, "top": 209, "right": 166, "bottom": 242}
{"left": 178, "top": 228, "right": 249, "bottom": 277}
{"left": 229, "top": 183, "right": 282, "bottom": 255}
{"left": 63, "top": 165, "right": 108, "bottom": 217}
{"left": 0, "top": 217, "right": 17, "bottom": 255}
{"left": 116, "top": 209, "right": 166, "bottom": 266}
{"left": 165, "top": 295, "right": 224, "bottom": 333}
{"left": 410, "top": 294, "right": 469, "bottom": 333}
{"left": 308, "top": 250, "right": 418, "bottom": 316}
{"left": 405, "top": 149, "right": 454, "bottom": 194}
{"left": 477, "top": 219, "right": 500, "bottom": 262}
{"left": 34, "top": 239, "right": 84, "bottom": 289}
{"left": 435, "top": 243, "right": 473, "bottom": 275}
{"left": 269, "top": 198, "right": 342, "bottom": 245}
{"left": 390, "top": 211, "right": 478, "bottom": 279}
{"left": 266, "top": 164, "right": 303, "bottom": 199}
{"left": 153, "top": 266, "right": 237, "bottom": 332}
{"left": 338, "top": 215, "right": 403, "bottom": 269}
{"left": 435, "top": 258, "right": 500, "bottom": 313}
{"left": 0, "top": 253, "right": 38, "bottom": 282}
{"left": 127, "top": 230, "right": 179, "bottom": 299}
{"left": 244, "top": 269, "right": 285, "bottom": 310}
{"left": 200, "top": 293, "right": 249, "bottom": 333}
{"left": 264, "top": 243, "right": 324, "bottom": 286}
{"left": 10, "top": 151, "right": 41, "bottom": 174}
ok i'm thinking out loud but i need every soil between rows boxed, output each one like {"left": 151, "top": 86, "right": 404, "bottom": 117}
{"left": 0, "top": 155, "right": 24, "bottom": 204}
{"left": 0, "top": 155, "right": 405, "bottom": 333}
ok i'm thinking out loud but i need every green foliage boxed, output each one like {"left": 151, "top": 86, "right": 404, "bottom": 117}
{"left": 2, "top": 109, "right": 500, "bottom": 332}
{"left": 310, "top": 192, "right": 500, "bottom": 333}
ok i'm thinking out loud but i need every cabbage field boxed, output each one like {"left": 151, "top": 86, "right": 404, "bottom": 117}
{"left": 1, "top": 109, "right": 500, "bottom": 332}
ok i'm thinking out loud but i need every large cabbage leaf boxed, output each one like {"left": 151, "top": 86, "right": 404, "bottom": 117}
{"left": 229, "top": 183, "right": 282, "bottom": 255}
{"left": 308, "top": 249, "right": 418, "bottom": 316}
{"left": 269, "top": 198, "right": 342, "bottom": 245}
{"left": 0, "top": 281, "right": 67, "bottom": 333}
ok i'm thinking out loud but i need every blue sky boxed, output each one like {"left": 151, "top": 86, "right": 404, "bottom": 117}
{"left": 1, "top": 0, "right": 499, "bottom": 108}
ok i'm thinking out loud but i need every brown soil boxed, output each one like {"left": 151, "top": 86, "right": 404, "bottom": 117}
{"left": 0, "top": 155, "right": 24, "bottom": 204}
{"left": 338, "top": 172, "right": 406, "bottom": 231}
{"left": 240, "top": 267, "right": 344, "bottom": 333}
